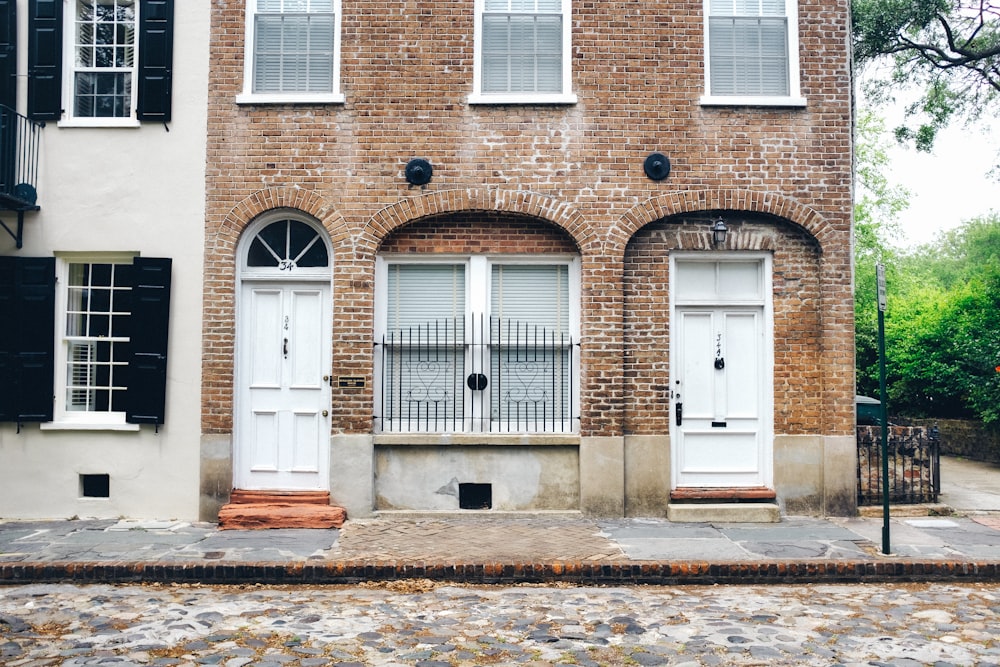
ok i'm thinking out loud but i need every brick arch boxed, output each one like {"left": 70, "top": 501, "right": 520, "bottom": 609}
{"left": 358, "top": 188, "right": 598, "bottom": 254}
{"left": 607, "top": 189, "right": 830, "bottom": 260}
{"left": 209, "top": 186, "right": 348, "bottom": 257}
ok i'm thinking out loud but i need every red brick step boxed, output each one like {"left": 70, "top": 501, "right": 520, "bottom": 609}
{"left": 218, "top": 490, "right": 347, "bottom": 530}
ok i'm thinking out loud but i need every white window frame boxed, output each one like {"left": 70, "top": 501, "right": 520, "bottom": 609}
{"left": 700, "top": 0, "right": 806, "bottom": 108}
{"left": 237, "top": 0, "right": 345, "bottom": 105}
{"left": 375, "top": 254, "right": 581, "bottom": 434}
{"left": 59, "top": 0, "right": 141, "bottom": 128}
{"left": 469, "top": 0, "right": 577, "bottom": 105}
{"left": 43, "top": 252, "right": 140, "bottom": 431}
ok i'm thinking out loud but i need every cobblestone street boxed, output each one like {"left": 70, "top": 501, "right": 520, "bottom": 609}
{"left": 2, "top": 582, "right": 999, "bottom": 666}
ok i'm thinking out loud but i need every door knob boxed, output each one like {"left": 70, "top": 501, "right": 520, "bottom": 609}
{"left": 322, "top": 410, "right": 329, "bottom": 417}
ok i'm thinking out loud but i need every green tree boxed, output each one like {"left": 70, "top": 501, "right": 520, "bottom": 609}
{"left": 886, "top": 215, "right": 1000, "bottom": 422}
{"left": 853, "top": 0, "right": 1000, "bottom": 152}
{"left": 854, "top": 110, "right": 910, "bottom": 397}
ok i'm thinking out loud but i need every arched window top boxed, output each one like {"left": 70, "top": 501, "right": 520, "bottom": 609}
{"left": 245, "top": 219, "right": 329, "bottom": 270}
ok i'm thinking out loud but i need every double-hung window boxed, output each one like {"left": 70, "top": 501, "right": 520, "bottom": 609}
{"left": 376, "top": 257, "right": 579, "bottom": 434}
{"left": 60, "top": 258, "right": 133, "bottom": 420}
{"left": 26, "top": 0, "right": 175, "bottom": 125}
{"left": 0, "top": 254, "right": 172, "bottom": 430}
{"left": 71, "top": 0, "right": 136, "bottom": 120}
{"left": 471, "top": 0, "right": 576, "bottom": 104}
{"left": 702, "top": 0, "right": 805, "bottom": 107}
{"left": 239, "top": 0, "right": 344, "bottom": 104}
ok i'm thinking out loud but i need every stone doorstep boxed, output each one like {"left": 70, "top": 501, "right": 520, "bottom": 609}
{"left": 217, "top": 502, "right": 347, "bottom": 530}
{"left": 667, "top": 502, "right": 781, "bottom": 523}
{"left": 220, "top": 490, "right": 346, "bottom": 530}
{"left": 228, "top": 490, "right": 332, "bottom": 505}
{"left": 669, "top": 487, "right": 777, "bottom": 502}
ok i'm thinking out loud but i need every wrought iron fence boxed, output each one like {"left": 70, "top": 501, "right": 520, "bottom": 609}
{"left": 857, "top": 424, "right": 940, "bottom": 505}
{"left": 375, "top": 315, "right": 577, "bottom": 433}
{"left": 0, "top": 104, "right": 43, "bottom": 210}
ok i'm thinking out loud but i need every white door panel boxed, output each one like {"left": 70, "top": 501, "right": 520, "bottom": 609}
{"left": 238, "top": 282, "right": 331, "bottom": 490}
{"left": 671, "top": 257, "right": 772, "bottom": 490}
{"left": 674, "top": 307, "right": 765, "bottom": 487}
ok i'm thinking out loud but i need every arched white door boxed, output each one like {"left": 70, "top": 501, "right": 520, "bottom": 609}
{"left": 235, "top": 218, "right": 332, "bottom": 491}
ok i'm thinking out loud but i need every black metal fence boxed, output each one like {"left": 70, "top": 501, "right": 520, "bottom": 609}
{"left": 375, "top": 315, "right": 577, "bottom": 433}
{"left": 857, "top": 424, "right": 940, "bottom": 505}
{"left": 0, "top": 104, "right": 43, "bottom": 210}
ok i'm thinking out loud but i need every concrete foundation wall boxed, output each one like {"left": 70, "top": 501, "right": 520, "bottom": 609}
{"left": 374, "top": 445, "right": 580, "bottom": 511}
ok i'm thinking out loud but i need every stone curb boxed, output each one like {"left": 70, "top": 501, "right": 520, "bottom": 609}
{"left": 3, "top": 559, "right": 1000, "bottom": 586}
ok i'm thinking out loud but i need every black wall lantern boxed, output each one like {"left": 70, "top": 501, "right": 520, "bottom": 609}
{"left": 711, "top": 217, "right": 728, "bottom": 245}
{"left": 405, "top": 158, "right": 433, "bottom": 186}
{"left": 643, "top": 152, "right": 671, "bottom": 181}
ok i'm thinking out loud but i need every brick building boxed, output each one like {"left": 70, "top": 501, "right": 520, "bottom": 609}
{"left": 200, "top": 0, "right": 856, "bottom": 522}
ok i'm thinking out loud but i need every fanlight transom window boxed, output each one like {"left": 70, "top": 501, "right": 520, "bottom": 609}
{"left": 246, "top": 219, "right": 329, "bottom": 270}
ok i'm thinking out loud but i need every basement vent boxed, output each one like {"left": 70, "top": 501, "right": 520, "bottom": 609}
{"left": 459, "top": 483, "right": 492, "bottom": 510}
{"left": 80, "top": 474, "right": 110, "bottom": 498}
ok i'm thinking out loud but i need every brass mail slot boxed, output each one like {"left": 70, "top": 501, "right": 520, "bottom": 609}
{"left": 338, "top": 376, "right": 366, "bottom": 389}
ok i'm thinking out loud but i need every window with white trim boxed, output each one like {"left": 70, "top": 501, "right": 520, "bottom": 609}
{"left": 471, "top": 0, "right": 576, "bottom": 104}
{"left": 702, "top": 0, "right": 805, "bottom": 106}
{"left": 70, "top": 0, "right": 137, "bottom": 120}
{"left": 376, "top": 257, "right": 579, "bottom": 433}
{"left": 239, "top": 0, "right": 344, "bottom": 104}
{"left": 58, "top": 257, "right": 134, "bottom": 422}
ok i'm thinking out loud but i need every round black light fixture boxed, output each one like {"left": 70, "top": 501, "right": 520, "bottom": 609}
{"left": 643, "top": 152, "right": 671, "bottom": 181}
{"left": 405, "top": 158, "right": 433, "bottom": 186}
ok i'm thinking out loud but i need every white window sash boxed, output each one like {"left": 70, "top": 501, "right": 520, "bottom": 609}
{"left": 49, "top": 253, "right": 137, "bottom": 427}
{"left": 59, "top": 0, "right": 140, "bottom": 126}
{"left": 375, "top": 256, "right": 580, "bottom": 434}
{"left": 701, "top": 0, "right": 805, "bottom": 107}
{"left": 470, "top": 0, "right": 576, "bottom": 104}
{"left": 239, "top": 0, "right": 345, "bottom": 104}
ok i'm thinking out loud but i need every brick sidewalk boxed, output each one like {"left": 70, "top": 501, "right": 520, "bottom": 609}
{"left": 333, "top": 518, "right": 627, "bottom": 563}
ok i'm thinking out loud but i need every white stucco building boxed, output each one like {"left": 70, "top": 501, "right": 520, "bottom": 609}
{"left": 0, "top": 0, "right": 208, "bottom": 520}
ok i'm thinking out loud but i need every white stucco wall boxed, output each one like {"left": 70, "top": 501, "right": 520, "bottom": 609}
{"left": 0, "top": 2, "right": 209, "bottom": 521}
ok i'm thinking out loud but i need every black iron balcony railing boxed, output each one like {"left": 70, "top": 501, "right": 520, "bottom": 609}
{"left": 0, "top": 104, "right": 44, "bottom": 249}
{"left": 375, "top": 315, "right": 579, "bottom": 434}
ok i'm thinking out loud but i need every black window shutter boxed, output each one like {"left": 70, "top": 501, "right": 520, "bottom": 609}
{"left": 0, "top": 256, "right": 55, "bottom": 424}
{"left": 0, "top": 0, "right": 16, "bottom": 110}
{"left": 125, "top": 257, "right": 171, "bottom": 425}
{"left": 27, "top": 0, "right": 62, "bottom": 121}
{"left": 136, "top": 0, "right": 174, "bottom": 122}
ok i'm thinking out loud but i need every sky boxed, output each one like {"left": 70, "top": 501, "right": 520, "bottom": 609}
{"left": 874, "top": 101, "right": 1000, "bottom": 248}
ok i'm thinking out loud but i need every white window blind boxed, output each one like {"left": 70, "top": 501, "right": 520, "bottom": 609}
{"left": 387, "top": 264, "right": 466, "bottom": 333}
{"left": 482, "top": 0, "right": 563, "bottom": 94}
{"left": 491, "top": 264, "right": 569, "bottom": 336}
{"left": 708, "top": 0, "right": 789, "bottom": 97}
{"left": 253, "top": 0, "right": 335, "bottom": 94}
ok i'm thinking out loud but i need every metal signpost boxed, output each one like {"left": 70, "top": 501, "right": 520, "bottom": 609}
{"left": 877, "top": 263, "right": 890, "bottom": 554}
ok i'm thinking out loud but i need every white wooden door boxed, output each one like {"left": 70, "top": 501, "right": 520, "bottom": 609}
{"left": 673, "top": 307, "right": 765, "bottom": 487}
{"left": 236, "top": 281, "right": 331, "bottom": 490}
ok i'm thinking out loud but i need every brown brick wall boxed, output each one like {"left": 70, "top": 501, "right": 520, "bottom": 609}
{"left": 204, "top": 0, "right": 854, "bottom": 439}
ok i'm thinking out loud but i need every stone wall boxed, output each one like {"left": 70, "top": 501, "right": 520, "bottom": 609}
{"left": 899, "top": 418, "right": 1000, "bottom": 464}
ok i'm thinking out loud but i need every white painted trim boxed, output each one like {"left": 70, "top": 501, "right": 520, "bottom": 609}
{"left": 240, "top": 0, "right": 343, "bottom": 101}
{"left": 61, "top": 0, "right": 140, "bottom": 124}
{"left": 234, "top": 214, "right": 334, "bottom": 491}
{"left": 471, "top": 0, "right": 574, "bottom": 102}
{"left": 374, "top": 253, "right": 581, "bottom": 434}
{"left": 51, "top": 252, "right": 139, "bottom": 427}
{"left": 699, "top": 95, "right": 807, "bottom": 108}
{"left": 669, "top": 252, "right": 774, "bottom": 489}
{"left": 701, "top": 0, "right": 803, "bottom": 103}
